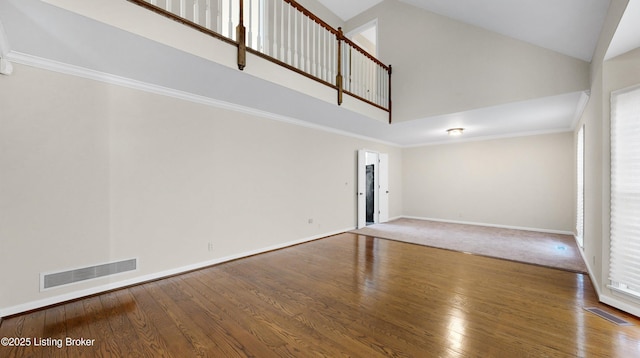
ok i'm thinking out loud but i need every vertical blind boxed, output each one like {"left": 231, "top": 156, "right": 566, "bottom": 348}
{"left": 576, "top": 125, "right": 584, "bottom": 248}
{"left": 609, "top": 85, "right": 640, "bottom": 299}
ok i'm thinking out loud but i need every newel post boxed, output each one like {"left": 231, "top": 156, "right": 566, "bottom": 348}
{"left": 237, "top": 0, "right": 247, "bottom": 70}
{"left": 336, "top": 27, "right": 344, "bottom": 106}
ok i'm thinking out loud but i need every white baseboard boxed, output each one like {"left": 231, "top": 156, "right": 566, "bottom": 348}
{"left": 400, "top": 216, "right": 574, "bottom": 236}
{"left": 0, "top": 227, "right": 352, "bottom": 318}
{"left": 599, "top": 294, "right": 640, "bottom": 318}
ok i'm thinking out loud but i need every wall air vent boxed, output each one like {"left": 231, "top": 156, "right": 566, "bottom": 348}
{"left": 41, "top": 258, "right": 137, "bottom": 290}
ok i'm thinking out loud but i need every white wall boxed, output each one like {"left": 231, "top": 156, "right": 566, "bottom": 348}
{"left": 0, "top": 63, "right": 402, "bottom": 315}
{"left": 599, "top": 47, "right": 640, "bottom": 316}
{"left": 345, "top": 0, "right": 590, "bottom": 122}
{"left": 574, "top": 0, "right": 640, "bottom": 317}
{"left": 402, "top": 133, "right": 574, "bottom": 232}
{"left": 296, "top": 0, "right": 344, "bottom": 30}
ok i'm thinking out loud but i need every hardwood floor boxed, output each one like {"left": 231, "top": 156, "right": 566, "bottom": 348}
{"left": 2, "top": 233, "right": 639, "bottom": 357}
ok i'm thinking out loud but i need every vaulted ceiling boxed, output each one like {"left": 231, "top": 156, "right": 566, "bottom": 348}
{"left": 318, "top": 0, "right": 611, "bottom": 61}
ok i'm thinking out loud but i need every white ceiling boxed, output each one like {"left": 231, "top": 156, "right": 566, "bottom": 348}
{"left": 605, "top": 0, "right": 640, "bottom": 60}
{"left": 318, "top": 0, "right": 611, "bottom": 61}
{"left": 399, "top": 0, "right": 610, "bottom": 61}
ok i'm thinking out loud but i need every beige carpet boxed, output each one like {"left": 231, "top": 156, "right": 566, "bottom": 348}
{"left": 350, "top": 218, "right": 588, "bottom": 273}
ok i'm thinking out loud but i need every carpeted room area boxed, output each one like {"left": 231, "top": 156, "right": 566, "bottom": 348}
{"left": 350, "top": 218, "right": 587, "bottom": 273}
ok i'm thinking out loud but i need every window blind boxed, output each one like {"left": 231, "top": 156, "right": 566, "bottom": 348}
{"left": 576, "top": 125, "right": 584, "bottom": 248}
{"left": 609, "top": 85, "right": 640, "bottom": 299}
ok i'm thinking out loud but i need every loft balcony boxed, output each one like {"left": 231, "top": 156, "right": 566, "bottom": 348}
{"left": 5, "top": 0, "right": 391, "bottom": 126}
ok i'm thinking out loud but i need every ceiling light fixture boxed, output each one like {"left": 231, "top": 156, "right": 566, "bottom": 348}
{"left": 447, "top": 128, "right": 464, "bottom": 136}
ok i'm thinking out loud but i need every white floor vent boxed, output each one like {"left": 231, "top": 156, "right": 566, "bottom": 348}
{"left": 41, "top": 258, "right": 137, "bottom": 290}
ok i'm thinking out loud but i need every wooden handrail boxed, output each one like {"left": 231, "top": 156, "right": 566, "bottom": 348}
{"left": 127, "top": 0, "right": 236, "bottom": 46}
{"left": 281, "top": 0, "right": 339, "bottom": 36}
{"left": 341, "top": 36, "right": 389, "bottom": 71}
{"left": 128, "top": 0, "right": 392, "bottom": 121}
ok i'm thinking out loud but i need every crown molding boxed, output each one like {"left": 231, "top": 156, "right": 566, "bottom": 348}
{"left": 6, "top": 51, "right": 401, "bottom": 147}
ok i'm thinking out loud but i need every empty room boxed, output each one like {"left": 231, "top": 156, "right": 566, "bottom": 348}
{"left": 1, "top": 0, "right": 640, "bottom": 356}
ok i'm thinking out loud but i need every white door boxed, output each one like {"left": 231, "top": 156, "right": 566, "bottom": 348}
{"left": 357, "top": 149, "right": 366, "bottom": 229}
{"left": 379, "top": 153, "right": 389, "bottom": 223}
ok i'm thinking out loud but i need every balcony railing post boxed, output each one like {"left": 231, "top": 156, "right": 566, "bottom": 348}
{"left": 237, "top": 0, "right": 247, "bottom": 70}
{"left": 336, "top": 27, "right": 343, "bottom": 106}
{"left": 388, "top": 64, "right": 392, "bottom": 124}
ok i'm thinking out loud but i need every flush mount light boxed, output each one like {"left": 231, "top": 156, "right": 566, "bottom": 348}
{"left": 447, "top": 128, "right": 464, "bottom": 136}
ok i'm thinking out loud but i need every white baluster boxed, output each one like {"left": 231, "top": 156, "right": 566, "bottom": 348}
{"left": 355, "top": 52, "right": 359, "bottom": 94}
{"left": 227, "top": 0, "right": 233, "bottom": 39}
{"left": 216, "top": 0, "right": 221, "bottom": 33}
{"left": 193, "top": 0, "right": 199, "bottom": 25}
{"left": 323, "top": 28, "right": 327, "bottom": 80}
{"left": 180, "top": 0, "right": 186, "bottom": 17}
{"left": 330, "top": 31, "right": 334, "bottom": 82}
{"left": 312, "top": 22, "right": 318, "bottom": 77}
{"left": 248, "top": 0, "right": 253, "bottom": 49}
{"left": 257, "top": 0, "right": 263, "bottom": 52}
{"left": 380, "top": 66, "right": 384, "bottom": 105}
{"left": 377, "top": 65, "right": 382, "bottom": 105}
{"left": 366, "top": 59, "right": 370, "bottom": 100}
{"left": 381, "top": 67, "right": 385, "bottom": 106}
{"left": 205, "top": 0, "right": 211, "bottom": 29}
{"left": 370, "top": 61, "right": 374, "bottom": 101}
{"left": 319, "top": 28, "right": 324, "bottom": 81}
{"left": 293, "top": 10, "right": 298, "bottom": 68}
{"left": 263, "top": 0, "right": 269, "bottom": 54}
{"left": 304, "top": 17, "right": 311, "bottom": 73}
{"left": 287, "top": 4, "right": 292, "bottom": 65}
{"left": 280, "top": 1, "right": 285, "bottom": 61}
{"left": 323, "top": 29, "right": 328, "bottom": 81}
{"left": 166, "top": 0, "right": 172, "bottom": 11}
{"left": 272, "top": 0, "right": 278, "bottom": 58}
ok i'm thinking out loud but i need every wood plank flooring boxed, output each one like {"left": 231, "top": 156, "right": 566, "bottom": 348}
{"left": 1, "top": 233, "right": 639, "bottom": 357}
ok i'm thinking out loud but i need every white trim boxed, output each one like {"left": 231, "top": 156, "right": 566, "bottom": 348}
{"left": 574, "top": 234, "right": 601, "bottom": 298}
{"left": 570, "top": 90, "right": 590, "bottom": 130}
{"left": 400, "top": 216, "right": 574, "bottom": 236}
{"left": 6, "top": 51, "right": 399, "bottom": 147}
{"left": 600, "top": 293, "right": 640, "bottom": 318}
{"left": 0, "top": 227, "right": 352, "bottom": 318}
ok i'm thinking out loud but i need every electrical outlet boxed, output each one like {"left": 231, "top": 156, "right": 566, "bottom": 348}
{"left": 208, "top": 242, "right": 214, "bottom": 252}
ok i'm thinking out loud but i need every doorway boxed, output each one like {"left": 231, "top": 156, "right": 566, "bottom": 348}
{"left": 357, "top": 149, "right": 388, "bottom": 229}
{"left": 366, "top": 164, "right": 375, "bottom": 224}
{"left": 347, "top": 19, "right": 378, "bottom": 57}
